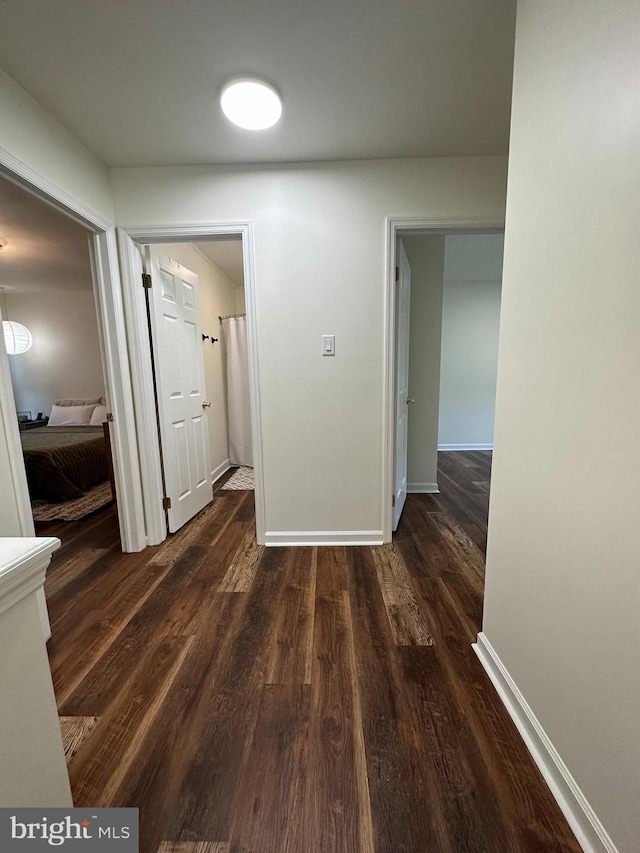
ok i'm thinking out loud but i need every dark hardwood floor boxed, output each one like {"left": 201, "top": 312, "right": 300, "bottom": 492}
{"left": 43, "top": 453, "right": 580, "bottom": 853}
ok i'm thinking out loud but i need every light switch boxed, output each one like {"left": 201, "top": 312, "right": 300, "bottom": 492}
{"left": 322, "top": 334, "right": 335, "bottom": 356}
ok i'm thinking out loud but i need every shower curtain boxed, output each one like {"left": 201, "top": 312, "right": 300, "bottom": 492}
{"left": 223, "top": 316, "right": 253, "bottom": 467}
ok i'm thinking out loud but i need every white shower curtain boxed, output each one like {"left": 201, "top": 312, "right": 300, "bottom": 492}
{"left": 223, "top": 316, "right": 253, "bottom": 467}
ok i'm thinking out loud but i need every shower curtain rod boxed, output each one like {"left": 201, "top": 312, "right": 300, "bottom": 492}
{"left": 218, "top": 313, "right": 246, "bottom": 322}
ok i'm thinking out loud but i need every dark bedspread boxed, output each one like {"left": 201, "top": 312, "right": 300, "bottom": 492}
{"left": 21, "top": 425, "right": 108, "bottom": 502}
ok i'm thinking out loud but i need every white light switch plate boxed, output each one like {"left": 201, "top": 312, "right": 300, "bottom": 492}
{"left": 322, "top": 334, "right": 335, "bottom": 356}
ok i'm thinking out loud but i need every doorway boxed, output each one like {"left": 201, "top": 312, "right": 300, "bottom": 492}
{"left": 385, "top": 219, "right": 505, "bottom": 546}
{"left": 117, "top": 223, "right": 265, "bottom": 546}
{"left": 145, "top": 239, "right": 249, "bottom": 534}
{"left": 0, "top": 175, "right": 122, "bottom": 549}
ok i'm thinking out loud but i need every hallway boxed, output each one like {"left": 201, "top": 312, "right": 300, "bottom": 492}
{"left": 44, "top": 454, "right": 580, "bottom": 853}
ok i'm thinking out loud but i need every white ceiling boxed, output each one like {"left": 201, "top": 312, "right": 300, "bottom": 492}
{"left": 194, "top": 240, "right": 244, "bottom": 289}
{"left": 0, "top": 178, "right": 92, "bottom": 293}
{"left": 0, "top": 0, "right": 517, "bottom": 168}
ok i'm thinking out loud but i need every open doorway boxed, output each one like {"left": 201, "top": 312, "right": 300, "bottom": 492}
{"left": 0, "top": 175, "right": 121, "bottom": 548}
{"left": 388, "top": 223, "right": 504, "bottom": 557}
{"left": 146, "top": 239, "right": 250, "bottom": 533}
{"left": 117, "top": 223, "right": 264, "bottom": 546}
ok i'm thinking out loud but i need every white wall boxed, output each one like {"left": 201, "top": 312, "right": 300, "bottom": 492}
{"left": 483, "top": 3, "right": 640, "bottom": 851}
{"left": 403, "top": 236, "right": 444, "bottom": 492}
{"left": 111, "top": 156, "right": 507, "bottom": 539}
{"left": 7, "top": 290, "right": 104, "bottom": 419}
{"left": 155, "top": 242, "right": 240, "bottom": 481}
{"left": 0, "top": 69, "right": 114, "bottom": 540}
{"left": 0, "top": 68, "right": 114, "bottom": 224}
{"left": 438, "top": 234, "right": 503, "bottom": 449}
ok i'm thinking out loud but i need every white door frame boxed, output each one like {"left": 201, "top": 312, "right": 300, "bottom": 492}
{"left": 383, "top": 217, "right": 505, "bottom": 543}
{"left": 120, "top": 223, "right": 266, "bottom": 547}
{"left": 0, "top": 161, "right": 146, "bottom": 552}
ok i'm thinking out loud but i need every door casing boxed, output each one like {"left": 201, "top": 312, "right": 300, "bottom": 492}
{"left": 0, "top": 163, "right": 146, "bottom": 553}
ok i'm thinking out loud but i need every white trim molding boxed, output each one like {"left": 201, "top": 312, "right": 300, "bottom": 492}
{"left": 0, "top": 537, "right": 59, "bottom": 618}
{"left": 90, "top": 230, "right": 147, "bottom": 552}
{"left": 0, "top": 146, "right": 113, "bottom": 232}
{"left": 438, "top": 443, "right": 493, "bottom": 451}
{"left": 407, "top": 482, "right": 440, "bottom": 493}
{"left": 383, "top": 217, "right": 505, "bottom": 544}
{"left": 473, "top": 633, "right": 619, "bottom": 853}
{"left": 211, "top": 459, "right": 231, "bottom": 485}
{"left": 265, "top": 530, "right": 385, "bottom": 547}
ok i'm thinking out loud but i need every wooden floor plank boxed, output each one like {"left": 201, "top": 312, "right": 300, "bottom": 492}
{"left": 218, "top": 523, "right": 264, "bottom": 592}
{"left": 42, "top": 452, "right": 582, "bottom": 853}
{"left": 69, "top": 634, "right": 194, "bottom": 806}
{"left": 305, "top": 562, "right": 374, "bottom": 853}
{"left": 370, "top": 542, "right": 434, "bottom": 646}
{"left": 229, "top": 683, "right": 311, "bottom": 853}
{"left": 59, "top": 716, "right": 99, "bottom": 764}
{"left": 264, "top": 547, "right": 317, "bottom": 684}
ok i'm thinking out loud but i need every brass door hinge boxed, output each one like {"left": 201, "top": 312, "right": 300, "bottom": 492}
{"left": 142, "top": 273, "right": 152, "bottom": 289}
{"left": 106, "top": 412, "right": 114, "bottom": 423}
{"left": 392, "top": 494, "right": 396, "bottom": 507}
{"left": 395, "top": 266, "right": 399, "bottom": 282}
{"left": 162, "top": 496, "right": 172, "bottom": 510}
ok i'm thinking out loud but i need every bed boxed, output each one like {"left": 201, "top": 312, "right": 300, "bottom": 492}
{"left": 20, "top": 397, "right": 110, "bottom": 502}
{"left": 21, "top": 426, "right": 109, "bottom": 502}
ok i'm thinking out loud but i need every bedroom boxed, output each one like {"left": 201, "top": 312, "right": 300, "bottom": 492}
{"left": 0, "top": 175, "right": 116, "bottom": 534}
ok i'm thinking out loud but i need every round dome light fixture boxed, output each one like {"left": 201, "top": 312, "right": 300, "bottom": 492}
{"left": 3, "top": 320, "right": 33, "bottom": 355}
{"left": 220, "top": 79, "right": 282, "bottom": 130}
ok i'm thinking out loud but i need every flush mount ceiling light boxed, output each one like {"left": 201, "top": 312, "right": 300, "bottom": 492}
{"left": 220, "top": 79, "right": 282, "bottom": 130}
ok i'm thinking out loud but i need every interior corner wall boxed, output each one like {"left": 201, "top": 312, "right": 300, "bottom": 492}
{"left": 482, "top": 2, "right": 640, "bottom": 850}
{"left": 154, "top": 243, "right": 239, "bottom": 481}
{"left": 110, "top": 156, "right": 507, "bottom": 537}
{"left": 403, "top": 235, "right": 445, "bottom": 492}
{"left": 7, "top": 290, "right": 104, "bottom": 418}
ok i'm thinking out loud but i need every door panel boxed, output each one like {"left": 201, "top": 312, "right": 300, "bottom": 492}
{"left": 147, "top": 248, "right": 213, "bottom": 532}
{"left": 393, "top": 239, "right": 411, "bottom": 530}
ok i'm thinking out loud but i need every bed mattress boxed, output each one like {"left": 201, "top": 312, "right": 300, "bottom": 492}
{"left": 21, "top": 425, "right": 108, "bottom": 502}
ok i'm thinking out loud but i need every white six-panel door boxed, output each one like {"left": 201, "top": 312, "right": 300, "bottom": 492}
{"left": 147, "top": 249, "right": 213, "bottom": 533}
{"left": 393, "top": 239, "right": 412, "bottom": 530}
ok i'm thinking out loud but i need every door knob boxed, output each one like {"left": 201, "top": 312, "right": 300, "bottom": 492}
{"left": 406, "top": 398, "right": 415, "bottom": 404}
{"left": 202, "top": 401, "right": 211, "bottom": 409}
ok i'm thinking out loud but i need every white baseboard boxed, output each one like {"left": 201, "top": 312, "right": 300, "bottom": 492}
{"left": 407, "top": 482, "right": 439, "bottom": 494}
{"left": 473, "top": 633, "right": 619, "bottom": 853}
{"left": 265, "top": 530, "right": 385, "bottom": 547}
{"left": 211, "top": 459, "right": 231, "bottom": 485}
{"left": 438, "top": 443, "right": 493, "bottom": 451}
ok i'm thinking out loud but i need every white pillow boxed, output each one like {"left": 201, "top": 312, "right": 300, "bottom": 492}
{"left": 90, "top": 404, "right": 108, "bottom": 425}
{"left": 48, "top": 404, "right": 95, "bottom": 426}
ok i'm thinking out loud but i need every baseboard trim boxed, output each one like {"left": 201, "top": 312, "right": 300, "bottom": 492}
{"left": 407, "top": 482, "right": 439, "bottom": 494}
{"left": 473, "top": 633, "right": 619, "bottom": 853}
{"left": 265, "top": 530, "right": 385, "bottom": 547}
{"left": 211, "top": 459, "right": 231, "bottom": 485}
{"left": 438, "top": 443, "right": 493, "bottom": 451}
